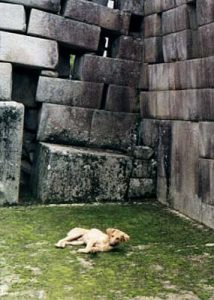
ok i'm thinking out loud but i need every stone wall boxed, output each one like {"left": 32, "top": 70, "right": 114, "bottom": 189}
{"left": 0, "top": 0, "right": 156, "bottom": 204}
{"left": 141, "top": 0, "right": 214, "bottom": 228}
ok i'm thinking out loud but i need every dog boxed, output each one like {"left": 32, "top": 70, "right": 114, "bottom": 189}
{"left": 55, "top": 227, "right": 130, "bottom": 253}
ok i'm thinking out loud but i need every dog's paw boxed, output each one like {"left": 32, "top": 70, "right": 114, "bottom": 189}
{"left": 77, "top": 248, "right": 89, "bottom": 254}
{"left": 55, "top": 241, "right": 66, "bottom": 248}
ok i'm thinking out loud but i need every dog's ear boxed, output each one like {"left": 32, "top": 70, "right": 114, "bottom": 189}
{"left": 121, "top": 233, "right": 130, "bottom": 242}
{"left": 106, "top": 228, "right": 116, "bottom": 235}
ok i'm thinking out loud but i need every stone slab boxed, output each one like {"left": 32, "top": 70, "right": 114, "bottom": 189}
{"left": 2, "top": 0, "right": 60, "bottom": 12}
{"left": 199, "top": 122, "right": 214, "bottom": 159}
{"left": 196, "top": 0, "right": 214, "bottom": 26}
{"left": 90, "top": 110, "right": 138, "bottom": 150}
{"left": 105, "top": 85, "right": 138, "bottom": 113}
{"left": 0, "top": 63, "right": 12, "bottom": 101}
{"left": 31, "top": 143, "right": 132, "bottom": 203}
{"left": 199, "top": 159, "right": 214, "bottom": 206}
{"left": 148, "top": 63, "right": 176, "bottom": 91}
{"left": 74, "top": 54, "right": 141, "bottom": 87}
{"left": 36, "top": 77, "right": 104, "bottom": 109}
{"left": 111, "top": 36, "right": 143, "bottom": 62}
{"left": 144, "top": 14, "right": 161, "bottom": 38}
{"left": 0, "top": 102, "right": 24, "bottom": 205}
{"left": 28, "top": 9, "right": 101, "bottom": 52}
{"left": 37, "top": 104, "right": 94, "bottom": 146}
{"left": 0, "top": 3, "right": 26, "bottom": 33}
{"left": 63, "top": 0, "right": 130, "bottom": 35}
{"left": 0, "top": 31, "right": 58, "bottom": 69}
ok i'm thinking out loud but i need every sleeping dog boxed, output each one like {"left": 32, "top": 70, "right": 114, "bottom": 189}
{"left": 55, "top": 227, "right": 130, "bottom": 253}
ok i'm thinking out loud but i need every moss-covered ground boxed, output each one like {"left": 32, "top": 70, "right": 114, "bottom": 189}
{"left": 0, "top": 202, "right": 214, "bottom": 300}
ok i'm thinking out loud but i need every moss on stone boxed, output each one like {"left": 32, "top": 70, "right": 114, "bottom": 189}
{"left": 0, "top": 203, "right": 213, "bottom": 299}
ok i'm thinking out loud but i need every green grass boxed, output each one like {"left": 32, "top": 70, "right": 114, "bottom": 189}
{"left": 0, "top": 202, "right": 213, "bottom": 300}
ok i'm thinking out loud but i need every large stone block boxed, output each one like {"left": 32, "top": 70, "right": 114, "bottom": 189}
{"left": 32, "top": 143, "right": 132, "bottom": 203}
{"left": 148, "top": 63, "right": 176, "bottom": 91}
{"left": 111, "top": 36, "right": 143, "bottom": 62}
{"left": 115, "top": 0, "right": 144, "bottom": 15}
{"left": 199, "top": 122, "right": 214, "bottom": 159}
{"left": 2, "top": 0, "right": 60, "bottom": 12}
{"left": 199, "top": 159, "right": 214, "bottom": 206}
{"left": 63, "top": 0, "right": 130, "bottom": 35}
{"left": 36, "top": 77, "right": 103, "bottom": 109}
{"left": 144, "top": 14, "right": 161, "bottom": 38}
{"left": 196, "top": 0, "right": 214, "bottom": 26}
{"left": 28, "top": 9, "right": 100, "bottom": 52}
{"left": 0, "top": 102, "right": 24, "bottom": 205}
{"left": 0, "top": 31, "right": 58, "bottom": 69}
{"left": 0, "top": 3, "right": 26, "bottom": 33}
{"left": 74, "top": 55, "right": 141, "bottom": 87}
{"left": 144, "top": 0, "right": 161, "bottom": 16}
{"left": 105, "top": 85, "right": 138, "bottom": 113}
{"left": 144, "top": 37, "right": 163, "bottom": 63}
{"left": 162, "top": 0, "right": 175, "bottom": 11}
{"left": 0, "top": 63, "right": 12, "bottom": 101}
{"left": 198, "top": 23, "right": 214, "bottom": 58}
{"left": 37, "top": 104, "right": 94, "bottom": 146}
{"left": 90, "top": 110, "right": 138, "bottom": 150}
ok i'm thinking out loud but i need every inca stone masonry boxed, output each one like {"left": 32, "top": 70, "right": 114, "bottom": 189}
{"left": 0, "top": 0, "right": 213, "bottom": 229}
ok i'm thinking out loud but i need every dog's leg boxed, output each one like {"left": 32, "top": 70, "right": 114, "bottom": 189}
{"left": 90, "top": 245, "right": 113, "bottom": 253}
{"left": 66, "top": 241, "right": 85, "bottom": 246}
{"left": 77, "top": 241, "right": 95, "bottom": 253}
{"left": 55, "top": 228, "right": 87, "bottom": 248}
{"left": 55, "top": 237, "right": 73, "bottom": 248}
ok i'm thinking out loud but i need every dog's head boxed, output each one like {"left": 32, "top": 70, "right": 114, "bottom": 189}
{"left": 106, "top": 228, "right": 130, "bottom": 246}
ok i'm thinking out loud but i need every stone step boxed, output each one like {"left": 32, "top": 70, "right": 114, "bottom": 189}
{"left": 0, "top": 102, "right": 24, "bottom": 205}
{"left": 28, "top": 9, "right": 101, "bottom": 52}
{"left": 31, "top": 142, "right": 132, "bottom": 203}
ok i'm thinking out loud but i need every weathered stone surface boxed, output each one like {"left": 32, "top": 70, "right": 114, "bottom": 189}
{"left": 32, "top": 143, "right": 132, "bottom": 203}
{"left": 36, "top": 77, "right": 103, "bottom": 109}
{"left": 199, "top": 122, "right": 214, "bottom": 159}
{"left": 2, "top": 0, "right": 60, "bottom": 12}
{"left": 144, "top": 0, "right": 161, "bottom": 16}
{"left": 115, "top": 0, "right": 144, "bottom": 15}
{"left": 105, "top": 85, "right": 138, "bottom": 113}
{"left": 198, "top": 23, "right": 214, "bottom": 58}
{"left": 148, "top": 63, "right": 176, "bottom": 91}
{"left": 0, "top": 3, "right": 26, "bottom": 33}
{"left": 132, "top": 146, "right": 154, "bottom": 160}
{"left": 139, "top": 63, "right": 148, "bottom": 90}
{"left": 163, "top": 30, "right": 194, "bottom": 62}
{"left": 63, "top": 0, "right": 130, "bottom": 35}
{"left": 139, "top": 119, "right": 159, "bottom": 149}
{"left": 196, "top": 0, "right": 214, "bottom": 26}
{"left": 37, "top": 104, "right": 94, "bottom": 146}
{"left": 111, "top": 36, "right": 143, "bottom": 62}
{"left": 128, "top": 178, "right": 155, "bottom": 198}
{"left": 132, "top": 159, "right": 157, "bottom": 178}
{"left": 144, "top": 14, "right": 161, "bottom": 38}
{"left": 90, "top": 110, "right": 138, "bottom": 150}
{"left": 141, "top": 90, "right": 214, "bottom": 121}
{"left": 28, "top": 9, "right": 100, "bottom": 52}
{"left": 0, "top": 63, "right": 12, "bottom": 101}
{"left": 162, "top": 0, "right": 175, "bottom": 11}
{"left": 74, "top": 55, "right": 141, "bottom": 87}
{"left": 201, "top": 202, "right": 214, "bottom": 229}
{"left": 0, "top": 31, "right": 58, "bottom": 69}
{"left": 199, "top": 159, "right": 214, "bottom": 206}
{"left": 144, "top": 37, "right": 163, "bottom": 63}
{"left": 0, "top": 102, "right": 24, "bottom": 205}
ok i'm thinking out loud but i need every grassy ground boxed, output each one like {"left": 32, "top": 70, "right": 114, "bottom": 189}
{"left": 0, "top": 202, "right": 214, "bottom": 300}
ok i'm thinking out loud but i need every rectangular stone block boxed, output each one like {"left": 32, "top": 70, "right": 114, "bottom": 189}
{"left": 198, "top": 23, "right": 214, "bottom": 58}
{"left": 63, "top": 0, "right": 130, "bottom": 35}
{"left": 199, "top": 122, "right": 214, "bottom": 159}
{"left": 144, "top": 0, "right": 161, "bottom": 16}
{"left": 37, "top": 104, "right": 94, "bottom": 146}
{"left": 2, "top": 0, "right": 60, "bottom": 12}
{"left": 0, "top": 63, "right": 12, "bottom": 101}
{"left": 196, "top": 0, "right": 214, "bottom": 26}
{"left": 0, "top": 31, "right": 58, "bottom": 69}
{"left": 0, "top": 3, "right": 26, "bottom": 33}
{"left": 90, "top": 110, "right": 138, "bottom": 150}
{"left": 148, "top": 63, "right": 176, "bottom": 91}
{"left": 32, "top": 143, "right": 132, "bottom": 203}
{"left": 74, "top": 55, "right": 141, "bottom": 87}
{"left": 141, "top": 89, "right": 214, "bottom": 121}
{"left": 28, "top": 9, "right": 100, "bottom": 52}
{"left": 111, "top": 36, "right": 143, "bottom": 62}
{"left": 144, "top": 14, "right": 161, "bottom": 38}
{"left": 144, "top": 37, "right": 163, "bottom": 63}
{"left": 199, "top": 159, "right": 214, "bottom": 206}
{"left": 36, "top": 77, "right": 104, "bottom": 109}
{"left": 139, "top": 119, "right": 159, "bottom": 149}
{"left": 163, "top": 30, "right": 195, "bottom": 62}
{"left": 105, "top": 85, "right": 138, "bottom": 113}
{"left": 0, "top": 102, "right": 24, "bottom": 205}
{"left": 115, "top": 0, "right": 144, "bottom": 15}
